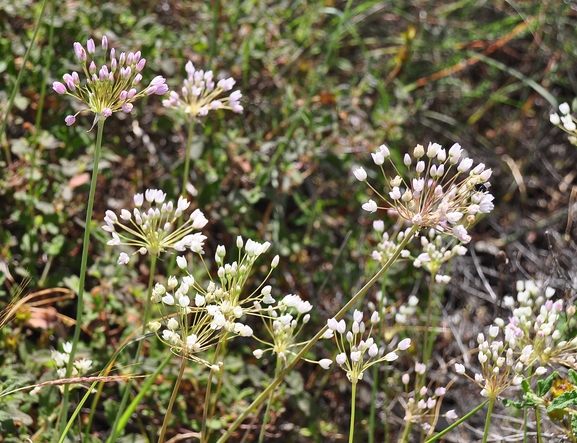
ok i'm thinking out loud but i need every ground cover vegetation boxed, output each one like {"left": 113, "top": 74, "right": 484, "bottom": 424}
{"left": 1, "top": 0, "right": 577, "bottom": 442}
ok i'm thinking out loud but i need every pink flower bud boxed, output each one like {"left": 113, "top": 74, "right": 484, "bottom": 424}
{"left": 119, "top": 52, "right": 126, "bottom": 65}
{"left": 64, "top": 115, "right": 76, "bottom": 126}
{"left": 73, "top": 42, "right": 86, "bottom": 61}
{"left": 52, "top": 82, "right": 67, "bottom": 94}
{"left": 136, "top": 58, "right": 146, "bottom": 72}
{"left": 122, "top": 103, "right": 133, "bottom": 113}
{"left": 89, "top": 61, "right": 96, "bottom": 74}
{"left": 127, "top": 52, "right": 134, "bottom": 65}
{"left": 102, "top": 35, "right": 108, "bottom": 51}
{"left": 128, "top": 88, "right": 137, "bottom": 99}
{"left": 133, "top": 73, "right": 142, "bottom": 85}
{"left": 119, "top": 90, "right": 128, "bottom": 101}
{"left": 86, "top": 38, "right": 95, "bottom": 54}
{"left": 102, "top": 108, "right": 112, "bottom": 118}
{"left": 134, "top": 51, "right": 141, "bottom": 63}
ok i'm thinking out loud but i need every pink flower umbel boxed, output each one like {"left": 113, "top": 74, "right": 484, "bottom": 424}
{"left": 162, "top": 60, "right": 243, "bottom": 117}
{"left": 357, "top": 142, "right": 494, "bottom": 243}
{"left": 52, "top": 36, "right": 168, "bottom": 126}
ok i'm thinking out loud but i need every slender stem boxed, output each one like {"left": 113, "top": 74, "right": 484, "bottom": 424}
{"left": 482, "top": 397, "right": 496, "bottom": 443}
{"left": 424, "top": 399, "right": 489, "bottom": 443}
{"left": 535, "top": 406, "right": 542, "bottom": 443}
{"left": 258, "top": 358, "right": 282, "bottom": 443}
{"left": 107, "top": 254, "right": 158, "bottom": 443}
{"left": 181, "top": 118, "right": 196, "bottom": 197}
{"left": 399, "top": 417, "right": 412, "bottom": 443}
{"left": 216, "top": 225, "right": 419, "bottom": 443}
{"left": 158, "top": 356, "right": 187, "bottom": 443}
{"left": 1, "top": 0, "right": 48, "bottom": 165}
{"left": 202, "top": 337, "right": 227, "bottom": 443}
{"left": 422, "top": 270, "right": 437, "bottom": 374}
{"left": 349, "top": 382, "right": 357, "bottom": 443}
{"left": 57, "top": 117, "right": 105, "bottom": 440}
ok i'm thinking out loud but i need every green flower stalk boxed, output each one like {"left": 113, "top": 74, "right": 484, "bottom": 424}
{"left": 162, "top": 60, "right": 243, "bottom": 196}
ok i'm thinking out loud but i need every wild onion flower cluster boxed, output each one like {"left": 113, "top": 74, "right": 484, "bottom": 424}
{"left": 412, "top": 229, "right": 468, "bottom": 283}
{"left": 52, "top": 342, "right": 92, "bottom": 378}
{"left": 354, "top": 142, "right": 494, "bottom": 243}
{"left": 102, "top": 189, "right": 208, "bottom": 265}
{"left": 322, "top": 309, "right": 411, "bottom": 383}
{"left": 501, "top": 280, "right": 577, "bottom": 369}
{"left": 148, "top": 238, "right": 278, "bottom": 369}
{"left": 454, "top": 327, "right": 545, "bottom": 399}
{"left": 371, "top": 222, "right": 412, "bottom": 264}
{"left": 550, "top": 102, "right": 577, "bottom": 146}
{"left": 401, "top": 363, "right": 456, "bottom": 430}
{"left": 252, "top": 294, "right": 313, "bottom": 364}
{"left": 162, "top": 60, "right": 243, "bottom": 117}
{"left": 52, "top": 36, "right": 168, "bottom": 126}
{"left": 368, "top": 291, "right": 419, "bottom": 327}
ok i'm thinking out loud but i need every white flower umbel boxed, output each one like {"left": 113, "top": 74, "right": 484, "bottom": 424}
{"left": 454, "top": 328, "right": 534, "bottom": 399}
{"left": 53, "top": 36, "right": 168, "bottom": 126}
{"left": 322, "top": 309, "right": 411, "bottom": 383}
{"left": 359, "top": 142, "right": 494, "bottom": 243}
{"left": 371, "top": 225, "right": 413, "bottom": 265}
{"left": 150, "top": 238, "right": 279, "bottom": 367}
{"left": 103, "top": 189, "right": 208, "bottom": 265}
{"left": 550, "top": 101, "right": 577, "bottom": 146}
{"left": 51, "top": 342, "right": 93, "bottom": 391}
{"left": 410, "top": 228, "right": 468, "bottom": 279}
{"left": 502, "top": 279, "right": 577, "bottom": 369}
{"left": 162, "top": 60, "right": 243, "bottom": 117}
{"left": 401, "top": 367, "right": 452, "bottom": 434}
{"left": 251, "top": 293, "right": 313, "bottom": 365}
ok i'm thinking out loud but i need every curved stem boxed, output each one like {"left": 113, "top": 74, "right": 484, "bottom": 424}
{"left": 258, "top": 358, "right": 282, "bottom": 443}
{"left": 425, "top": 399, "right": 489, "bottom": 443}
{"left": 349, "top": 382, "right": 357, "bottom": 443}
{"left": 107, "top": 253, "right": 158, "bottom": 442}
{"left": 158, "top": 356, "right": 187, "bottom": 443}
{"left": 1, "top": 0, "right": 48, "bottom": 165}
{"left": 482, "top": 397, "right": 496, "bottom": 443}
{"left": 57, "top": 117, "right": 105, "bottom": 440}
{"left": 216, "top": 225, "right": 419, "bottom": 443}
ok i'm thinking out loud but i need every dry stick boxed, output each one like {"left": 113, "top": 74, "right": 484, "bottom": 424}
{"left": 216, "top": 225, "right": 419, "bottom": 442}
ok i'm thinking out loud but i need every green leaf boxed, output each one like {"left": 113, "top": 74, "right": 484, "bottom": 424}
{"left": 547, "top": 390, "right": 577, "bottom": 413}
{"left": 503, "top": 398, "right": 527, "bottom": 409}
{"left": 538, "top": 371, "right": 559, "bottom": 397}
{"left": 569, "top": 369, "right": 577, "bottom": 386}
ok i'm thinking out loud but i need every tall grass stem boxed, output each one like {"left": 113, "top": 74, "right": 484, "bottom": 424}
{"left": 0, "top": 0, "right": 48, "bottom": 165}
